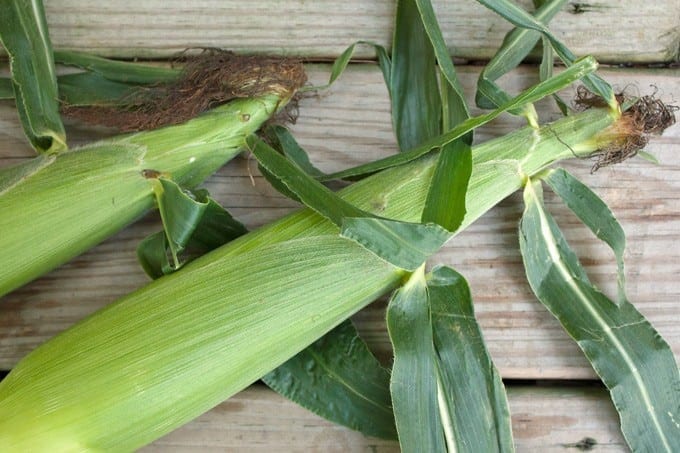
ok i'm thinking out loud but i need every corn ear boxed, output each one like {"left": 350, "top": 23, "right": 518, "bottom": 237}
{"left": 0, "top": 94, "right": 287, "bottom": 297}
{"left": 0, "top": 107, "right": 618, "bottom": 450}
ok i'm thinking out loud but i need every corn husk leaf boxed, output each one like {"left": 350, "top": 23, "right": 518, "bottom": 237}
{"left": 263, "top": 320, "right": 397, "bottom": 440}
{"left": 307, "top": 40, "right": 391, "bottom": 92}
{"left": 538, "top": 36, "right": 570, "bottom": 115}
{"left": 476, "top": 0, "right": 567, "bottom": 110}
{"left": 56, "top": 72, "right": 140, "bottom": 106}
{"left": 422, "top": 139, "right": 472, "bottom": 232}
{"left": 0, "top": 78, "right": 13, "bottom": 99}
{"left": 387, "top": 266, "right": 446, "bottom": 452}
{"left": 637, "top": 150, "right": 659, "bottom": 164}
{"left": 0, "top": 0, "right": 66, "bottom": 153}
{"left": 264, "top": 125, "right": 325, "bottom": 178}
{"left": 391, "top": 0, "right": 441, "bottom": 151}
{"left": 412, "top": 0, "right": 472, "bottom": 232}
{"left": 54, "top": 50, "right": 179, "bottom": 84}
{"left": 428, "top": 265, "right": 514, "bottom": 452}
{"left": 476, "top": 0, "right": 615, "bottom": 107}
{"left": 137, "top": 181, "right": 248, "bottom": 278}
{"left": 341, "top": 217, "right": 450, "bottom": 271}
{"left": 1, "top": 51, "right": 180, "bottom": 106}
{"left": 542, "top": 168, "right": 627, "bottom": 303}
{"left": 321, "top": 55, "right": 598, "bottom": 181}
{"left": 413, "top": 0, "right": 469, "bottom": 125}
{"left": 387, "top": 265, "right": 514, "bottom": 452}
{"left": 248, "top": 135, "right": 450, "bottom": 270}
{"left": 0, "top": 95, "right": 283, "bottom": 297}
{"left": 519, "top": 180, "right": 680, "bottom": 452}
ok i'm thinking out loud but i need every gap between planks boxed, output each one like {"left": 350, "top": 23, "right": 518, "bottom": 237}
{"left": 0, "top": 1, "right": 675, "bottom": 62}
{"left": 142, "top": 383, "right": 626, "bottom": 452}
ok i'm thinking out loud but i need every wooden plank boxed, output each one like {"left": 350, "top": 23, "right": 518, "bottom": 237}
{"left": 0, "top": 1, "right": 675, "bottom": 62}
{"left": 142, "top": 384, "right": 627, "bottom": 452}
{"left": 0, "top": 65, "right": 678, "bottom": 380}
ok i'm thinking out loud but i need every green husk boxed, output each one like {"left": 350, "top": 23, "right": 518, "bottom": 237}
{"left": 0, "top": 92, "right": 291, "bottom": 298}
{"left": 0, "top": 106, "right": 619, "bottom": 451}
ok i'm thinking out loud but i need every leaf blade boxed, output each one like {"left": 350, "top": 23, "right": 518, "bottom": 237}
{"left": 428, "top": 265, "right": 515, "bottom": 452}
{"left": 543, "top": 168, "right": 627, "bottom": 303}
{"left": 321, "top": 55, "right": 599, "bottom": 181}
{"left": 387, "top": 267, "right": 446, "bottom": 452}
{"left": 0, "top": 0, "right": 66, "bottom": 153}
{"left": 391, "top": 0, "right": 441, "bottom": 151}
{"left": 519, "top": 180, "right": 680, "bottom": 452}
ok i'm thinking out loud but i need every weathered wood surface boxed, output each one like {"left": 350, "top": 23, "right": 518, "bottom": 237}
{"left": 1, "top": 65, "right": 678, "bottom": 381}
{"left": 0, "top": 0, "right": 675, "bottom": 62}
{"left": 143, "top": 384, "right": 626, "bottom": 452}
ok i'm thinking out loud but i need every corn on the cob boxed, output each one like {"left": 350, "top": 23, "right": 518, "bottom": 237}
{"left": 0, "top": 89, "right": 296, "bottom": 297}
{"left": 0, "top": 106, "right": 618, "bottom": 451}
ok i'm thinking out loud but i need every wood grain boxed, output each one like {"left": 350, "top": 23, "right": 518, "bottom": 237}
{"left": 1, "top": 64, "right": 677, "bottom": 380}
{"left": 143, "top": 384, "right": 627, "bottom": 452}
{"left": 0, "top": 1, "right": 675, "bottom": 62}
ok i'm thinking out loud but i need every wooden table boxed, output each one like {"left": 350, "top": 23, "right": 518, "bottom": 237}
{"left": 1, "top": 1, "right": 678, "bottom": 451}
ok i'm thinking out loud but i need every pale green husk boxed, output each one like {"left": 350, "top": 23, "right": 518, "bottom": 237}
{"left": 0, "top": 107, "right": 617, "bottom": 451}
{"left": 0, "top": 94, "right": 284, "bottom": 297}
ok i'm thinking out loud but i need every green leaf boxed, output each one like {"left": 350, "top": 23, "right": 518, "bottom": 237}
{"left": 249, "top": 135, "right": 451, "bottom": 270}
{"left": 154, "top": 178, "right": 209, "bottom": 268}
{"left": 1, "top": 72, "right": 143, "bottom": 106}
{"left": 0, "top": 77, "right": 13, "bottom": 99}
{"left": 341, "top": 218, "right": 450, "bottom": 271}
{"left": 542, "top": 168, "right": 627, "bottom": 303}
{"left": 476, "top": 0, "right": 567, "bottom": 110}
{"left": 264, "top": 125, "right": 325, "bottom": 178}
{"left": 428, "top": 266, "right": 514, "bottom": 452}
{"left": 57, "top": 72, "right": 139, "bottom": 106}
{"left": 0, "top": 0, "right": 66, "bottom": 153}
{"left": 538, "top": 36, "right": 570, "bottom": 115}
{"left": 519, "top": 180, "right": 680, "bottom": 453}
{"left": 248, "top": 135, "right": 364, "bottom": 225}
{"left": 263, "top": 320, "right": 397, "bottom": 440}
{"left": 391, "top": 0, "right": 441, "bottom": 151}
{"left": 139, "top": 184, "right": 247, "bottom": 279}
{"left": 183, "top": 192, "right": 248, "bottom": 252}
{"left": 54, "top": 50, "right": 179, "bottom": 84}
{"left": 421, "top": 140, "right": 472, "bottom": 232}
{"left": 414, "top": 0, "right": 470, "bottom": 127}
{"left": 136, "top": 231, "right": 173, "bottom": 280}
{"left": 304, "top": 41, "right": 391, "bottom": 92}
{"left": 476, "top": 0, "right": 615, "bottom": 108}
{"left": 411, "top": 0, "right": 473, "bottom": 233}
{"left": 322, "top": 56, "right": 599, "bottom": 181}
{"left": 387, "top": 266, "right": 446, "bottom": 452}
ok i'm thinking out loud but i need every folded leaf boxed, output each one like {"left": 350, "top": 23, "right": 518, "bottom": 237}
{"left": 421, "top": 140, "right": 472, "bottom": 232}
{"left": 341, "top": 217, "right": 450, "bottom": 271}
{"left": 249, "top": 135, "right": 451, "bottom": 270}
{"left": 139, "top": 182, "right": 247, "bottom": 278}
